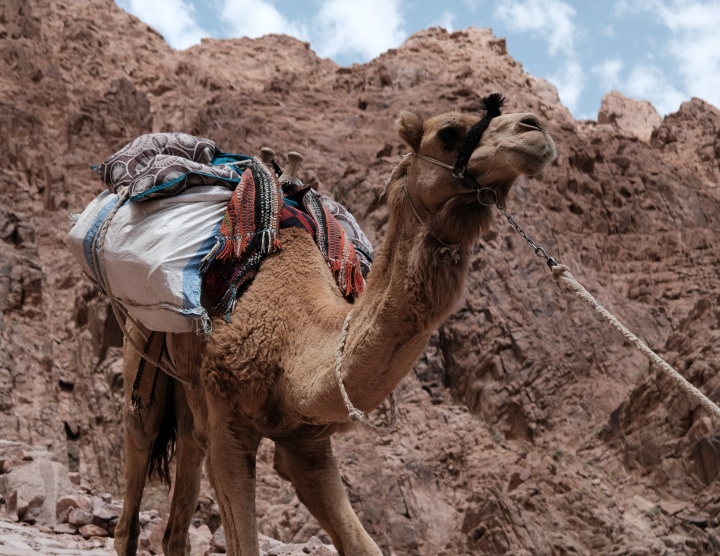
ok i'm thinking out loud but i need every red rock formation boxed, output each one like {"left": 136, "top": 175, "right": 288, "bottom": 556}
{"left": 1, "top": 0, "right": 719, "bottom": 554}
{"left": 598, "top": 90, "right": 662, "bottom": 142}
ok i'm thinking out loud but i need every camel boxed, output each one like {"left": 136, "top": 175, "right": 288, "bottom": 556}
{"left": 113, "top": 101, "right": 557, "bottom": 556}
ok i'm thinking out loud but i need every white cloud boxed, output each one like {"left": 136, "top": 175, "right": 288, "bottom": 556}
{"left": 495, "top": 0, "right": 584, "bottom": 112}
{"left": 495, "top": 0, "right": 578, "bottom": 57}
{"left": 592, "top": 58, "right": 624, "bottom": 89}
{"left": 117, "top": 0, "right": 207, "bottom": 49}
{"left": 655, "top": 1, "right": 720, "bottom": 110}
{"left": 624, "top": 64, "right": 686, "bottom": 114}
{"left": 614, "top": 0, "right": 720, "bottom": 112}
{"left": 548, "top": 59, "right": 585, "bottom": 113}
{"left": 652, "top": 0, "right": 720, "bottom": 32}
{"left": 314, "top": 0, "right": 406, "bottom": 61}
{"left": 221, "top": 0, "right": 308, "bottom": 40}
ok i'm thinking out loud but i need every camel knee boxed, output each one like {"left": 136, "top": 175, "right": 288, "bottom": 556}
{"left": 124, "top": 405, "right": 156, "bottom": 451}
{"left": 123, "top": 364, "right": 169, "bottom": 452}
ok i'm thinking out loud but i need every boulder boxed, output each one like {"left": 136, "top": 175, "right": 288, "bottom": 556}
{"left": 598, "top": 90, "right": 662, "bottom": 142}
{"left": 188, "top": 523, "right": 212, "bottom": 556}
{"left": 79, "top": 523, "right": 109, "bottom": 538}
{"left": 56, "top": 493, "right": 88, "bottom": 523}
{"left": 4, "top": 459, "right": 74, "bottom": 526}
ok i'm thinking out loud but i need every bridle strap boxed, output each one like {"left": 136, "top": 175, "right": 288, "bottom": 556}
{"left": 402, "top": 93, "right": 507, "bottom": 221}
{"left": 409, "top": 93, "right": 506, "bottom": 188}
{"left": 414, "top": 154, "right": 455, "bottom": 171}
{"left": 409, "top": 152, "right": 484, "bottom": 192}
{"left": 452, "top": 93, "right": 505, "bottom": 178}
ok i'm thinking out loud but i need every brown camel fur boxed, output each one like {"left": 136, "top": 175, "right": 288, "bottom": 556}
{"left": 113, "top": 108, "right": 557, "bottom": 555}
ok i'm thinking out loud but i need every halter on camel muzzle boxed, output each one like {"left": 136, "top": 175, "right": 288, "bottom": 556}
{"left": 413, "top": 93, "right": 506, "bottom": 191}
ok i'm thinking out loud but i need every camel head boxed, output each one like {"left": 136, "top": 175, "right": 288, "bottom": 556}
{"left": 393, "top": 104, "right": 556, "bottom": 244}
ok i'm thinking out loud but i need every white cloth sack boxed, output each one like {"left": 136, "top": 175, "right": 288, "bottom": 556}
{"left": 68, "top": 186, "right": 232, "bottom": 333}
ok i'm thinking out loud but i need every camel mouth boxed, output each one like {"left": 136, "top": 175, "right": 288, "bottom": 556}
{"left": 500, "top": 133, "right": 557, "bottom": 176}
{"left": 506, "top": 142, "right": 552, "bottom": 157}
{"left": 506, "top": 131, "right": 554, "bottom": 156}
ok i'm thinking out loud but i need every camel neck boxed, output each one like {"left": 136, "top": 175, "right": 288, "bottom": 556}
{"left": 336, "top": 186, "right": 472, "bottom": 412}
{"left": 279, "top": 180, "right": 475, "bottom": 424}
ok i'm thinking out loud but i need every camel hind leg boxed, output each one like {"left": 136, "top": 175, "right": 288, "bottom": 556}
{"left": 161, "top": 381, "right": 206, "bottom": 555}
{"left": 114, "top": 324, "right": 171, "bottom": 556}
{"left": 274, "top": 435, "right": 382, "bottom": 556}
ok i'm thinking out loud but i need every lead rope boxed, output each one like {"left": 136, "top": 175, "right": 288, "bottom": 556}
{"left": 334, "top": 310, "right": 399, "bottom": 433}
{"left": 489, "top": 194, "right": 720, "bottom": 421}
{"left": 551, "top": 264, "right": 720, "bottom": 420}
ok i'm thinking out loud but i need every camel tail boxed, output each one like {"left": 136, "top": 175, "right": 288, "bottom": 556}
{"left": 148, "top": 377, "right": 177, "bottom": 486}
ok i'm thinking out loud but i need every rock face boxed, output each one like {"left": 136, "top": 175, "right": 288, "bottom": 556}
{"left": 1, "top": 0, "right": 720, "bottom": 554}
{"left": 651, "top": 97, "right": 720, "bottom": 186}
{"left": 598, "top": 90, "right": 663, "bottom": 142}
{"left": 605, "top": 295, "right": 720, "bottom": 489}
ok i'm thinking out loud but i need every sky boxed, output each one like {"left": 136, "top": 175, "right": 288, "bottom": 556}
{"left": 115, "top": 0, "right": 720, "bottom": 120}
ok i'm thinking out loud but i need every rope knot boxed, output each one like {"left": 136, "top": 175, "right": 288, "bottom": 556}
{"left": 551, "top": 264, "right": 569, "bottom": 281}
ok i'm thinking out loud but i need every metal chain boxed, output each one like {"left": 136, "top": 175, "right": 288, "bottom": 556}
{"left": 494, "top": 202, "right": 557, "bottom": 268}
{"left": 476, "top": 188, "right": 557, "bottom": 269}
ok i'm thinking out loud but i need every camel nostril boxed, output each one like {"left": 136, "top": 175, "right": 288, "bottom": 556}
{"left": 517, "top": 116, "right": 544, "bottom": 132}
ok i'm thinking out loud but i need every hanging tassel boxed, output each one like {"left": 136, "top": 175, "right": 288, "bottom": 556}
{"left": 481, "top": 93, "right": 505, "bottom": 118}
{"left": 198, "top": 236, "right": 225, "bottom": 275}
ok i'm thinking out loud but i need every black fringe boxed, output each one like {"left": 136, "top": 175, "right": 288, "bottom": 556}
{"left": 147, "top": 378, "right": 176, "bottom": 487}
{"left": 453, "top": 92, "right": 506, "bottom": 175}
{"left": 481, "top": 93, "right": 506, "bottom": 118}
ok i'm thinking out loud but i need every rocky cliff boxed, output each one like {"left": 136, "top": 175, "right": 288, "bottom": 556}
{"left": 1, "top": 0, "right": 720, "bottom": 554}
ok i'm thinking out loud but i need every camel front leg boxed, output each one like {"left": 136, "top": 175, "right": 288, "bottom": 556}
{"left": 162, "top": 382, "right": 206, "bottom": 555}
{"left": 115, "top": 325, "right": 169, "bottom": 556}
{"left": 206, "top": 396, "right": 262, "bottom": 556}
{"left": 274, "top": 436, "right": 382, "bottom": 556}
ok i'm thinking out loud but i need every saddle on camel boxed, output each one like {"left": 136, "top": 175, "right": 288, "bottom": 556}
{"left": 70, "top": 134, "right": 374, "bottom": 407}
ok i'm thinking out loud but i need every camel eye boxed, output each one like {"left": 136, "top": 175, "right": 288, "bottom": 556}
{"left": 437, "top": 126, "right": 461, "bottom": 147}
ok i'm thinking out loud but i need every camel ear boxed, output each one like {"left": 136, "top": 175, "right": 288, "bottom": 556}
{"left": 396, "top": 111, "right": 423, "bottom": 152}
